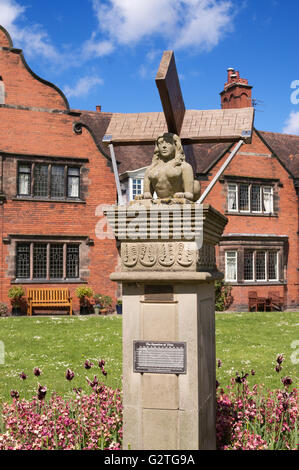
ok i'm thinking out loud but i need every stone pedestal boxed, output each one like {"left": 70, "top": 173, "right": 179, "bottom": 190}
{"left": 109, "top": 203, "right": 227, "bottom": 450}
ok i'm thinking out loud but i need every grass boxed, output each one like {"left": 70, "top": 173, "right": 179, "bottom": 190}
{"left": 0, "top": 315, "right": 122, "bottom": 403}
{"left": 215, "top": 311, "right": 299, "bottom": 390}
{"left": 0, "top": 311, "right": 298, "bottom": 404}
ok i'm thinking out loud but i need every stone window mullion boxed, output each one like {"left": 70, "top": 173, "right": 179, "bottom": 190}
{"left": 46, "top": 243, "right": 50, "bottom": 280}
{"left": 47, "top": 164, "right": 51, "bottom": 198}
{"left": 30, "top": 242, "right": 34, "bottom": 280}
{"left": 31, "top": 163, "right": 35, "bottom": 197}
{"left": 63, "top": 243, "right": 67, "bottom": 279}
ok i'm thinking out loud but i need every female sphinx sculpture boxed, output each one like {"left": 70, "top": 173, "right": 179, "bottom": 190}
{"left": 136, "top": 133, "right": 200, "bottom": 202}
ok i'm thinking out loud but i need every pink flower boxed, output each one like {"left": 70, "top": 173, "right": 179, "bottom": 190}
{"left": 37, "top": 384, "right": 47, "bottom": 401}
{"left": 33, "top": 367, "right": 42, "bottom": 377}
{"left": 65, "top": 369, "right": 75, "bottom": 381}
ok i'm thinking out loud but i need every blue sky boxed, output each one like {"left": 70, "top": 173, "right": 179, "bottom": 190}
{"left": 1, "top": 0, "right": 299, "bottom": 134}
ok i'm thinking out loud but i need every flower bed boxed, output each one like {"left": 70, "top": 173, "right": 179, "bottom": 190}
{"left": 216, "top": 358, "right": 298, "bottom": 450}
{"left": 0, "top": 388, "right": 122, "bottom": 450}
{"left": 0, "top": 355, "right": 297, "bottom": 450}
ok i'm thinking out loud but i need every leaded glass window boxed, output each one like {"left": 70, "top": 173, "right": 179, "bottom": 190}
{"left": 227, "top": 182, "right": 274, "bottom": 214}
{"left": 18, "top": 164, "right": 31, "bottom": 196}
{"left": 256, "top": 251, "right": 266, "bottom": 280}
{"left": 251, "top": 185, "right": 261, "bottom": 212}
{"left": 51, "top": 166, "right": 65, "bottom": 198}
{"left": 263, "top": 187, "right": 273, "bottom": 213}
{"left": 16, "top": 243, "right": 30, "bottom": 278}
{"left": 268, "top": 251, "right": 278, "bottom": 280}
{"left": 50, "top": 244, "right": 64, "bottom": 279}
{"left": 239, "top": 184, "right": 249, "bottom": 211}
{"left": 15, "top": 241, "right": 81, "bottom": 281}
{"left": 244, "top": 250, "right": 254, "bottom": 280}
{"left": 34, "top": 164, "right": 48, "bottom": 197}
{"left": 228, "top": 184, "right": 237, "bottom": 211}
{"left": 33, "top": 243, "right": 47, "bottom": 279}
{"left": 225, "top": 251, "right": 237, "bottom": 281}
{"left": 67, "top": 167, "right": 80, "bottom": 198}
{"left": 66, "top": 245, "right": 79, "bottom": 278}
{"left": 17, "top": 163, "right": 81, "bottom": 200}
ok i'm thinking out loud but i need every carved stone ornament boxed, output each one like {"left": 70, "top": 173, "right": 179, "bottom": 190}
{"left": 139, "top": 244, "right": 157, "bottom": 267}
{"left": 121, "top": 242, "right": 197, "bottom": 271}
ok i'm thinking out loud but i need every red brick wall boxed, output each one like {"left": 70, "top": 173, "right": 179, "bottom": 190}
{"left": 0, "top": 28, "right": 67, "bottom": 110}
{"left": 201, "top": 131, "right": 299, "bottom": 310}
{"left": 0, "top": 43, "right": 119, "bottom": 313}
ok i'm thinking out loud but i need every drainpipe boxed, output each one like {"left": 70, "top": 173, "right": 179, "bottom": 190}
{"left": 198, "top": 139, "right": 244, "bottom": 204}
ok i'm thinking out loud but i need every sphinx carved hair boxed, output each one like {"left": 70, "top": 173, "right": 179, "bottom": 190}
{"left": 152, "top": 133, "right": 185, "bottom": 167}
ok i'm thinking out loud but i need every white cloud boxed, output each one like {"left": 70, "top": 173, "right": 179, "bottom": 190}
{"left": 0, "top": 0, "right": 24, "bottom": 28}
{"left": 91, "top": 0, "right": 233, "bottom": 51}
{"left": 81, "top": 32, "right": 115, "bottom": 59}
{"left": 282, "top": 111, "right": 299, "bottom": 135}
{"left": 63, "top": 75, "right": 104, "bottom": 99}
{"left": 0, "top": 0, "right": 62, "bottom": 61}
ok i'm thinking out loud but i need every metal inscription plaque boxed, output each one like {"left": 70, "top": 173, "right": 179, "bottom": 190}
{"left": 133, "top": 341, "right": 186, "bottom": 374}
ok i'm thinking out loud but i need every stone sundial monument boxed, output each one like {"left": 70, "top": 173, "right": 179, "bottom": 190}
{"left": 104, "top": 52, "right": 254, "bottom": 450}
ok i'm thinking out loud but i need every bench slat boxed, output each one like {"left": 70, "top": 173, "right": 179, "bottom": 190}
{"left": 27, "top": 288, "right": 72, "bottom": 316}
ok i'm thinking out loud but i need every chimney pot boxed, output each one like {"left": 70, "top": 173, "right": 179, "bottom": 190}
{"left": 96, "top": 105, "right": 102, "bottom": 112}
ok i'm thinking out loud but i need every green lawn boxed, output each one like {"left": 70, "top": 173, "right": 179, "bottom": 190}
{"left": 0, "top": 315, "right": 122, "bottom": 403}
{"left": 0, "top": 312, "right": 298, "bottom": 403}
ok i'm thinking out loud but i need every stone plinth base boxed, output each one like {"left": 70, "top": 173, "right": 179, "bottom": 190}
{"left": 112, "top": 272, "right": 218, "bottom": 450}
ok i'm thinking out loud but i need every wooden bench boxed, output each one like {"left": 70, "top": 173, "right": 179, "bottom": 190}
{"left": 27, "top": 288, "right": 72, "bottom": 316}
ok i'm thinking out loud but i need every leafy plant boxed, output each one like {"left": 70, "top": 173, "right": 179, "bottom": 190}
{"left": 8, "top": 286, "right": 25, "bottom": 306}
{"left": 215, "top": 280, "right": 233, "bottom": 311}
{"left": 93, "top": 294, "right": 103, "bottom": 306}
{"left": 0, "top": 302, "right": 9, "bottom": 317}
{"left": 101, "top": 296, "right": 113, "bottom": 308}
{"left": 116, "top": 299, "right": 122, "bottom": 306}
{"left": 75, "top": 286, "right": 94, "bottom": 300}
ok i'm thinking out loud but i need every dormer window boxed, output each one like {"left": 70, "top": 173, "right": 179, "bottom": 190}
{"left": 130, "top": 178, "right": 143, "bottom": 200}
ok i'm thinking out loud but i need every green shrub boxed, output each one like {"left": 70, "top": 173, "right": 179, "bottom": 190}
{"left": 75, "top": 286, "right": 94, "bottom": 299}
{"left": 215, "top": 280, "right": 233, "bottom": 311}
{"left": 0, "top": 303, "right": 9, "bottom": 317}
{"left": 93, "top": 294, "right": 103, "bottom": 304}
{"left": 101, "top": 295, "right": 113, "bottom": 307}
{"left": 8, "top": 286, "right": 25, "bottom": 301}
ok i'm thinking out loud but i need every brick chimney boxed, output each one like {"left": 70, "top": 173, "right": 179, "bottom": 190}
{"left": 220, "top": 68, "right": 252, "bottom": 109}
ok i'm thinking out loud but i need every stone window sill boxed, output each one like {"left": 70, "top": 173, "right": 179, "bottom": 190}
{"left": 225, "top": 281, "right": 286, "bottom": 286}
{"left": 11, "top": 279, "right": 87, "bottom": 284}
{"left": 225, "top": 211, "right": 278, "bottom": 217}
{"left": 12, "top": 197, "right": 86, "bottom": 204}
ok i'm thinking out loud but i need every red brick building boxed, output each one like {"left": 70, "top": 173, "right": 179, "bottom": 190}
{"left": 0, "top": 26, "right": 119, "bottom": 313}
{"left": 1, "top": 23, "right": 298, "bottom": 312}
{"left": 77, "top": 69, "right": 299, "bottom": 311}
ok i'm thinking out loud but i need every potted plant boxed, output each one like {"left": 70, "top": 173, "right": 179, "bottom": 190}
{"left": 93, "top": 294, "right": 103, "bottom": 315}
{"left": 0, "top": 302, "right": 9, "bottom": 317}
{"left": 8, "top": 286, "right": 25, "bottom": 316}
{"left": 75, "top": 286, "right": 94, "bottom": 315}
{"left": 99, "top": 295, "right": 113, "bottom": 315}
{"left": 116, "top": 299, "right": 122, "bottom": 315}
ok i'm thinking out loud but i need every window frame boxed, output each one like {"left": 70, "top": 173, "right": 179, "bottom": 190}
{"left": 129, "top": 177, "right": 144, "bottom": 201}
{"left": 226, "top": 182, "right": 274, "bottom": 215}
{"left": 17, "top": 162, "right": 81, "bottom": 201}
{"left": 16, "top": 241, "right": 80, "bottom": 282}
{"left": 225, "top": 250, "right": 238, "bottom": 282}
{"left": 241, "top": 249, "right": 280, "bottom": 283}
